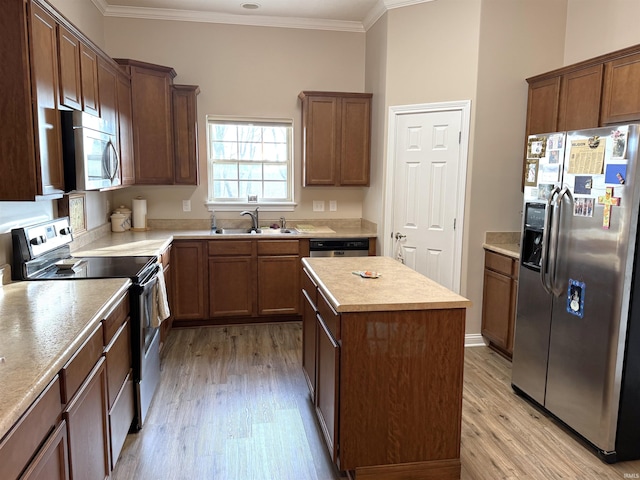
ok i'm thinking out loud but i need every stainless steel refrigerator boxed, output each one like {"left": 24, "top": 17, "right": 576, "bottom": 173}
{"left": 512, "top": 125, "right": 640, "bottom": 462}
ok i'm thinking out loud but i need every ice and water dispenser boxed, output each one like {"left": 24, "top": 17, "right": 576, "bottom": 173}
{"left": 521, "top": 203, "right": 546, "bottom": 271}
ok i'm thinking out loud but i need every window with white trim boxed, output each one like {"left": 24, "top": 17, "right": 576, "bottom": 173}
{"left": 207, "top": 116, "right": 294, "bottom": 205}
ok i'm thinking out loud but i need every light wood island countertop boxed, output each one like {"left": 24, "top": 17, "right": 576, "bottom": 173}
{"left": 302, "top": 256, "right": 471, "bottom": 313}
{"left": 0, "top": 278, "right": 130, "bottom": 441}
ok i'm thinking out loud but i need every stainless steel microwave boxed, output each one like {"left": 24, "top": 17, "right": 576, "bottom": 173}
{"left": 61, "top": 111, "right": 120, "bottom": 191}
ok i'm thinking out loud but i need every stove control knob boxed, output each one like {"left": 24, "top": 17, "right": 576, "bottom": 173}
{"left": 30, "top": 235, "right": 46, "bottom": 245}
{"left": 59, "top": 227, "right": 72, "bottom": 236}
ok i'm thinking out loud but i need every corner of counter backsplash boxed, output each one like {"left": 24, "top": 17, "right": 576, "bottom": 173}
{"left": 485, "top": 231, "right": 520, "bottom": 245}
{"left": 69, "top": 223, "right": 112, "bottom": 252}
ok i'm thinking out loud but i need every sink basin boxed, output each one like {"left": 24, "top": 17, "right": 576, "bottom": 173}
{"left": 260, "top": 228, "right": 298, "bottom": 235}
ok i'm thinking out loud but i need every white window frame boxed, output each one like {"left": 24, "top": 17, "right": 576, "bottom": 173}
{"left": 205, "top": 115, "right": 296, "bottom": 212}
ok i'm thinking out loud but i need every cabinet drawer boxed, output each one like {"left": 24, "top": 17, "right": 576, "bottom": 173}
{"left": 208, "top": 240, "right": 252, "bottom": 256}
{"left": 109, "top": 375, "right": 134, "bottom": 470}
{"left": 484, "top": 250, "right": 515, "bottom": 277}
{"left": 302, "top": 268, "right": 318, "bottom": 309}
{"left": 61, "top": 323, "right": 104, "bottom": 404}
{"left": 105, "top": 320, "right": 132, "bottom": 409}
{"left": 0, "top": 376, "right": 62, "bottom": 480}
{"left": 257, "top": 240, "right": 299, "bottom": 255}
{"left": 102, "top": 292, "right": 129, "bottom": 346}
{"left": 160, "top": 245, "right": 171, "bottom": 269}
{"left": 317, "top": 288, "right": 340, "bottom": 340}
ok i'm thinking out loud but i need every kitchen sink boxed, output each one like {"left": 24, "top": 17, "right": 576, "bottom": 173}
{"left": 211, "top": 228, "right": 298, "bottom": 235}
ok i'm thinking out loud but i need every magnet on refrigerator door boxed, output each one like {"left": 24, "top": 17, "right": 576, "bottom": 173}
{"left": 567, "top": 279, "right": 585, "bottom": 318}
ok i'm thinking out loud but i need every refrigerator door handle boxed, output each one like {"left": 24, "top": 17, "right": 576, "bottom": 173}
{"left": 540, "top": 186, "right": 561, "bottom": 294}
{"left": 549, "top": 186, "right": 573, "bottom": 296}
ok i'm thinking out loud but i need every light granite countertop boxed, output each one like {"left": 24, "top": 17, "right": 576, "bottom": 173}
{"left": 483, "top": 231, "right": 520, "bottom": 260}
{"left": 0, "top": 278, "right": 131, "bottom": 441}
{"left": 72, "top": 227, "right": 377, "bottom": 258}
{"left": 302, "top": 256, "right": 471, "bottom": 313}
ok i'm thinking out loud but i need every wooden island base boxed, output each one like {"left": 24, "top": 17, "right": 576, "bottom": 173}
{"left": 301, "top": 257, "right": 471, "bottom": 480}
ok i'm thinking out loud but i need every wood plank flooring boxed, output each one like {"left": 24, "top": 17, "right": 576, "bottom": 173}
{"left": 111, "top": 323, "right": 640, "bottom": 479}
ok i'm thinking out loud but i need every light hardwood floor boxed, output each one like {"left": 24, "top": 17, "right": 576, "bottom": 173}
{"left": 111, "top": 323, "right": 640, "bottom": 480}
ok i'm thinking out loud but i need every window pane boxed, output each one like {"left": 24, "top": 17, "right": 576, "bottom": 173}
{"left": 262, "top": 127, "right": 287, "bottom": 143}
{"left": 214, "top": 180, "right": 238, "bottom": 198}
{"left": 263, "top": 143, "right": 288, "bottom": 162}
{"left": 213, "top": 163, "right": 238, "bottom": 180}
{"left": 238, "top": 143, "right": 261, "bottom": 160}
{"left": 211, "top": 142, "right": 237, "bottom": 160}
{"left": 264, "top": 181, "right": 287, "bottom": 199}
{"left": 210, "top": 125, "right": 237, "bottom": 142}
{"left": 239, "top": 164, "right": 263, "bottom": 180}
{"left": 238, "top": 126, "right": 262, "bottom": 143}
{"left": 264, "top": 164, "right": 286, "bottom": 181}
{"left": 239, "top": 181, "right": 262, "bottom": 198}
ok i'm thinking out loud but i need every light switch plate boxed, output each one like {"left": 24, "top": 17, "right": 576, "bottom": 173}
{"left": 329, "top": 200, "right": 337, "bottom": 212}
{"left": 313, "top": 200, "right": 325, "bottom": 212}
{"left": 182, "top": 200, "right": 191, "bottom": 212}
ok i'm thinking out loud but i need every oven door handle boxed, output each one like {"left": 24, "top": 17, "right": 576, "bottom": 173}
{"left": 138, "top": 263, "right": 161, "bottom": 289}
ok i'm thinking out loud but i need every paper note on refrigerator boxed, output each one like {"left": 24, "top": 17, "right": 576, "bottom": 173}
{"left": 567, "top": 138, "right": 605, "bottom": 174}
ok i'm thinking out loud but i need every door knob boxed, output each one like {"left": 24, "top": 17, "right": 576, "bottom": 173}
{"left": 395, "top": 232, "right": 406, "bottom": 240}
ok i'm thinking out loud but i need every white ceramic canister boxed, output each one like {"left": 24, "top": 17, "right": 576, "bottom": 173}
{"left": 110, "top": 213, "right": 128, "bottom": 232}
{"left": 113, "top": 205, "right": 132, "bottom": 230}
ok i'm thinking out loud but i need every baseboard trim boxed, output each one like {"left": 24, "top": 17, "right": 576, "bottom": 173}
{"left": 465, "top": 333, "right": 487, "bottom": 348}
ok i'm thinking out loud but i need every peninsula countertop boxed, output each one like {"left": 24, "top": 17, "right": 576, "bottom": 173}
{"left": 0, "top": 278, "right": 131, "bottom": 441}
{"left": 302, "top": 256, "right": 471, "bottom": 313}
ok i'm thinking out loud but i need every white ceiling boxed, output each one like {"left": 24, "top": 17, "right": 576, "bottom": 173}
{"left": 91, "top": 0, "right": 433, "bottom": 32}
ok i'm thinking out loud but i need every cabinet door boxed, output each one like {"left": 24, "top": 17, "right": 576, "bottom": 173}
{"left": 339, "top": 96, "right": 371, "bottom": 186}
{"left": 172, "top": 241, "right": 207, "bottom": 321}
{"left": 172, "top": 85, "right": 200, "bottom": 185}
{"left": 31, "top": 2, "right": 65, "bottom": 196}
{"left": 129, "top": 65, "right": 175, "bottom": 184}
{"left": 481, "top": 268, "right": 513, "bottom": 352}
{"left": 558, "top": 65, "right": 603, "bottom": 131}
{"left": 601, "top": 52, "right": 640, "bottom": 125}
{"left": 57, "top": 24, "right": 82, "bottom": 111}
{"left": 303, "top": 95, "right": 339, "bottom": 186}
{"left": 79, "top": 43, "right": 99, "bottom": 116}
{"left": 315, "top": 313, "right": 340, "bottom": 463}
{"left": 209, "top": 257, "right": 254, "bottom": 317}
{"left": 116, "top": 72, "right": 135, "bottom": 186}
{"left": 21, "top": 420, "right": 70, "bottom": 480}
{"left": 525, "top": 76, "right": 560, "bottom": 135}
{"left": 302, "top": 289, "right": 317, "bottom": 398}
{"left": 257, "top": 255, "right": 300, "bottom": 315}
{"left": 64, "top": 358, "right": 109, "bottom": 480}
{"left": 97, "top": 58, "right": 118, "bottom": 136}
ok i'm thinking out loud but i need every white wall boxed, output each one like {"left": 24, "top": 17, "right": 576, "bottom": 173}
{"left": 564, "top": 0, "right": 640, "bottom": 65}
{"left": 104, "top": 18, "right": 368, "bottom": 222}
{"left": 363, "top": 13, "right": 388, "bottom": 251}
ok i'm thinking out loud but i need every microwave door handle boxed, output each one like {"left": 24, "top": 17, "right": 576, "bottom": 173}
{"left": 106, "top": 139, "right": 120, "bottom": 182}
{"left": 540, "top": 186, "right": 560, "bottom": 294}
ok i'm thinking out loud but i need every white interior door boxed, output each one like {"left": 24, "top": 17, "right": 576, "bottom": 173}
{"left": 386, "top": 104, "right": 468, "bottom": 292}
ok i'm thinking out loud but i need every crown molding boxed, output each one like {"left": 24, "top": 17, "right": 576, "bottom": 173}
{"left": 90, "top": 0, "right": 436, "bottom": 33}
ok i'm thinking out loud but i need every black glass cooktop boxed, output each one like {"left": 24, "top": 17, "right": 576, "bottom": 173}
{"left": 33, "top": 256, "right": 156, "bottom": 282}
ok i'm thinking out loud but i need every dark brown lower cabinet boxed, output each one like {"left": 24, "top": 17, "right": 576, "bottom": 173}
{"left": 301, "top": 290, "right": 317, "bottom": 397}
{"left": 21, "top": 420, "right": 70, "bottom": 480}
{"left": 481, "top": 250, "right": 519, "bottom": 358}
{"left": 64, "top": 358, "right": 110, "bottom": 480}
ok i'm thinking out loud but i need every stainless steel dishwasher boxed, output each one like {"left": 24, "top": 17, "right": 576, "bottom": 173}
{"left": 309, "top": 238, "right": 370, "bottom": 257}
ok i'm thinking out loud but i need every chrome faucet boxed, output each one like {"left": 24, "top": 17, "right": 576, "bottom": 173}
{"left": 240, "top": 207, "right": 259, "bottom": 232}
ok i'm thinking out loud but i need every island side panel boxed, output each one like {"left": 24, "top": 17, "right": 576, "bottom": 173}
{"left": 339, "top": 308, "right": 465, "bottom": 476}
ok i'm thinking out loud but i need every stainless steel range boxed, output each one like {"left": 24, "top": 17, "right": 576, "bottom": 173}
{"left": 12, "top": 217, "right": 163, "bottom": 430}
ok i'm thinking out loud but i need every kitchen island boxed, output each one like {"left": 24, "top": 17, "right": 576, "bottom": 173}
{"left": 301, "top": 256, "right": 471, "bottom": 480}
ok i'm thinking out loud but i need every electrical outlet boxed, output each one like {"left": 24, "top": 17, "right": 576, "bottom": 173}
{"left": 329, "top": 200, "right": 337, "bottom": 212}
{"left": 182, "top": 200, "right": 191, "bottom": 212}
{"left": 313, "top": 200, "right": 325, "bottom": 212}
